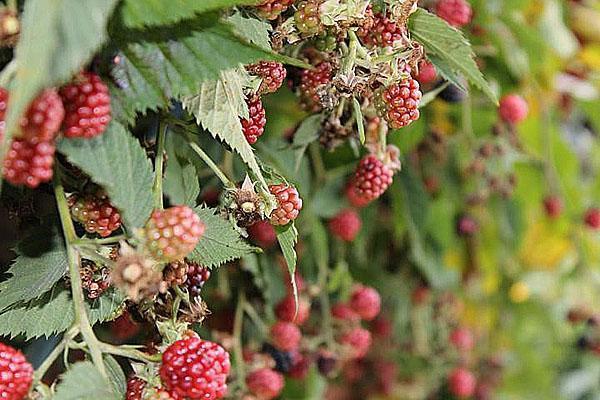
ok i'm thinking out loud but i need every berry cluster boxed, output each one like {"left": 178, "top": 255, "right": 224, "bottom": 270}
{"left": 269, "top": 183, "right": 303, "bottom": 226}
{"left": 68, "top": 192, "right": 122, "bottom": 237}
{"left": 374, "top": 76, "right": 422, "bottom": 130}
{"left": 0, "top": 342, "right": 33, "bottom": 400}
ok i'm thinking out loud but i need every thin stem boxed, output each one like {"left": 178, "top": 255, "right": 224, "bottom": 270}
{"left": 189, "top": 142, "right": 235, "bottom": 188}
{"left": 309, "top": 143, "right": 326, "bottom": 186}
{"left": 153, "top": 122, "right": 168, "bottom": 209}
{"left": 317, "top": 256, "right": 334, "bottom": 348}
{"left": 72, "top": 235, "right": 126, "bottom": 246}
{"left": 54, "top": 176, "right": 107, "bottom": 377}
{"left": 233, "top": 290, "right": 246, "bottom": 389}
{"left": 33, "top": 326, "right": 79, "bottom": 382}
{"left": 99, "top": 343, "right": 162, "bottom": 363}
{"left": 242, "top": 302, "right": 268, "bottom": 335}
{"left": 342, "top": 31, "right": 359, "bottom": 75}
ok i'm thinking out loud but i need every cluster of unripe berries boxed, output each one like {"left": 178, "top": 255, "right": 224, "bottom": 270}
{"left": 2, "top": 72, "right": 111, "bottom": 188}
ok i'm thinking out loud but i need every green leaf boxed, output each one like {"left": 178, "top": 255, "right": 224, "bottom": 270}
{"left": 164, "top": 159, "right": 200, "bottom": 207}
{"left": 104, "top": 356, "right": 126, "bottom": 399}
{"left": 226, "top": 13, "right": 272, "bottom": 51}
{"left": 410, "top": 9, "right": 496, "bottom": 103}
{"left": 58, "top": 122, "right": 154, "bottom": 229}
{"left": 276, "top": 223, "right": 299, "bottom": 302}
{"left": 0, "top": 234, "right": 67, "bottom": 312}
{"left": 120, "top": 0, "right": 257, "bottom": 28}
{"left": 2, "top": 0, "right": 117, "bottom": 146}
{"left": 187, "top": 207, "right": 258, "bottom": 268}
{"left": 54, "top": 361, "right": 118, "bottom": 400}
{"left": 352, "top": 98, "right": 365, "bottom": 144}
{"left": 291, "top": 114, "right": 324, "bottom": 172}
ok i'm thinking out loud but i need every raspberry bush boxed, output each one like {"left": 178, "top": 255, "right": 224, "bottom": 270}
{"left": 0, "top": 1, "right": 598, "bottom": 399}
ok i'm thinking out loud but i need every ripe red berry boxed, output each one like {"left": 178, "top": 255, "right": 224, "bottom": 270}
{"left": 371, "top": 316, "right": 393, "bottom": 338}
{"left": 255, "top": 0, "right": 295, "bottom": 19}
{"left": 0, "top": 342, "right": 33, "bottom": 400}
{"left": 69, "top": 193, "right": 121, "bottom": 237}
{"left": 13, "top": 88, "right": 64, "bottom": 143}
{"left": 331, "top": 302, "right": 360, "bottom": 322}
{"left": 248, "top": 220, "right": 277, "bottom": 248}
{"left": 450, "top": 327, "right": 475, "bottom": 352}
{"left": 299, "top": 62, "right": 332, "bottom": 112}
{"left": 126, "top": 377, "right": 145, "bottom": 400}
{"left": 159, "top": 336, "right": 230, "bottom": 400}
{"left": 2, "top": 138, "right": 55, "bottom": 188}
{"left": 295, "top": 0, "right": 324, "bottom": 36}
{"left": 584, "top": 207, "right": 600, "bottom": 230}
{"left": 350, "top": 285, "right": 381, "bottom": 321}
{"left": 288, "top": 351, "right": 310, "bottom": 380}
{"left": 144, "top": 205, "right": 205, "bottom": 262}
{"left": 245, "top": 368, "right": 284, "bottom": 400}
{"left": 275, "top": 295, "right": 310, "bottom": 325}
{"left": 246, "top": 61, "right": 287, "bottom": 95}
{"left": 345, "top": 179, "right": 370, "bottom": 208}
{"left": 357, "top": 12, "right": 405, "bottom": 48}
{"left": 185, "top": 262, "right": 211, "bottom": 298}
{"left": 353, "top": 154, "right": 394, "bottom": 202}
{"left": 498, "top": 94, "right": 528, "bottom": 125}
{"left": 448, "top": 367, "right": 476, "bottom": 398}
{"left": 457, "top": 215, "right": 478, "bottom": 237}
{"left": 435, "top": 0, "right": 473, "bottom": 28}
{"left": 329, "top": 209, "right": 362, "bottom": 241}
{"left": 374, "top": 77, "right": 422, "bottom": 129}
{"left": 543, "top": 196, "right": 563, "bottom": 218}
{"left": 416, "top": 61, "right": 437, "bottom": 85}
{"left": 240, "top": 95, "right": 266, "bottom": 145}
{"left": 270, "top": 321, "right": 301, "bottom": 351}
{"left": 269, "top": 184, "right": 303, "bottom": 226}
{"left": 60, "top": 72, "right": 111, "bottom": 138}
{"left": 340, "top": 327, "right": 372, "bottom": 359}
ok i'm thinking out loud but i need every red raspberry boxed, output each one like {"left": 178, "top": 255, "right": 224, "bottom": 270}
{"left": 374, "top": 77, "right": 422, "bottom": 129}
{"left": 450, "top": 327, "right": 475, "bottom": 352}
{"left": 126, "top": 377, "right": 145, "bottom": 400}
{"left": 411, "top": 285, "right": 430, "bottom": 305}
{"left": 374, "top": 360, "right": 397, "bottom": 396}
{"left": 416, "top": 61, "right": 437, "bottom": 85}
{"left": 371, "top": 316, "right": 393, "bottom": 338}
{"left": 269, "top": 184, "right": 302, "bottom": 226}
{"left": 246, "top": 61, "right": 287, "bottom": 95}
{"left": 435, "top": 0, "right": 473, "bottom": 28}
{"left": 270, "top": 321, "right": 301, "bottom": 351}
{"left": 357, "top": 12, "right": 405, "bottom": 48}
{"left": 331, "top": 302, "right": 360, "bottom": 322}
{"left": 353, "top": 154, "right": 394, "bottom": 202}
{"left": 245, "top": 368, "right": 284, "bottom": 400}
{"left": 60, "top": 72, "right": 111, "bottom": 138}
{"left": 240, "top": 95, "right": 266, "bottom": 145}
{"left": 328, "top": 209, "right": 362, "bottom": 241}
{"left": 584, "top": 207, "right": 600, "bottom": 230}
{"left": 69, "top": 192, "right": 121, "bottom": 237}
{"left": 285, "top": 271, "right": 306, "bottom": 295}
{"left": 255, "top": 0, "right": 295, "bottom": 19}
{"left": 288, "top": 351, "right": 310, "bottom": 379}
{"left": 0, "top": 342, "right": 33, "bottom": 400}
{"left": 3, "top": 138, "right": 55, "bottom": 188}
{"left": 543, "top": 196, "right": 563, "bottom": 218}
{"left": 350, "top": 285, "right": 381, "bottom": 321}
{"left": 275, "top": 295, "right": 310, "bottom": 325}
{"left": 144, "top": 205, "right": 205, "bottom": 262}
{"left": 457, "top": 214, "right": 478, "bottom": 237}
{"left": 498, "top": 94, "right": 528, "bottom": 125}
{"left": 295, "top": 0, "right": 324, "bottom": 36}
{"left": 4, "top": 88, "right": 64, "bottom": 143}
{"left": 248, "top": 220, "right": 277, "bottom": 248}
{"left": 345, "top": 179, "right": 370, "bottom": 208}
{"left": 340, "top": 327, "right": 372, "bottom": 359}
{"left": 299, "top": 62, "right": 332, "bottom": 112}
{"left": 160, "top": 336, "right": 230, "bottom": 400}
{"left": 448, "top": 367, "right": 476, "bottom": 398}
{"left": 185, "top": 262, "right": 211, "bottom": 298}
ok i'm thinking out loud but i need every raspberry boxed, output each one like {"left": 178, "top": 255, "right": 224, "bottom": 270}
{"left": 450, "top": 327, "right": 475, "bottom": 352}
{"left": 584, "top": 207, "right": 600, "bottom": 230}
{"left": 288, "top": 351, "right": 310, "bottom": 379}
{"left": 374, "top": 77, "right": 422, "bottom": 129}
{"left": 269, "top": 184, "right": 303, "bottom": 226}
{"left": 245, "top": 369, "right": 284, "bottom": 400}
{"left": 126, "top": 377, "right": 145, "bottom": 400}
{"left": 275, "top": 295, "right": 310, "bottom": 325}
{"left": 246, "top": 61, "right": 287, "bottom": 95}
{"left": 295, "top": 0, "right": 324, "bottom": 36}
{"left": 255, "top": 0, "right": 295, "bottom": 20}
{"left": 163, "top": 259, "right": 190, "bottom": 287}
{"left": 79, "top": 259, "right": 111, "bottom": 299}
{"left": 543, "top": 196, "right": 563, "bottom": 218}
{"left": 331, "top": 302, "right": 360, "bottom": 322}
{"left": 457, "top": 214, "right": 478, "bottom": 237}
{"left": 415, "top": 61, "right": 437, "bottom": 85}
{"left": 448, "top": 367, "right": 476, "bottom": 398}
{"left": 12, "top": 89, "right": 64, "bottom": 143}
{"left": 350, "top": 285, "right": 381, "bottom": 321}
{"left": 328, "top": 209, "right": 362, "bottom": 241}
{"left": 374, "top": 360, "right": 397, "bottom": 395}
{"left": 345, "top": 179, "right": 370, "bottom": 208}
{"left": 340, "top": 327, "right": 372, "bottom": 359}
{"left": 299, "top": 62, "right": 332, "bottom": 112}
{"left": 60, "top": 71, "right": 111, "bottom": 138}
{"left": 185, "top": 261, "right": 211, "bottom": 298}
{"left": 248, "top": 220, "right": 277, "bottom": 248}
{"left": 240, "top": 95, "right": 266, "bottom": 145}
{"left": 498, "top": 94, "right": 528, "bottom": 124}
{"left": 270, "top": 321, "right": 301, "bottom": 351}
{"left": 0, "top": 342, "right": 33, "bottom": 400}
{"left": 435, "top": 0, "right": 473, "bottom": 28}
{"left": 144, "top": 205, "right": 205, "bottom": 262}
{"left": 371, "top": 316, "right": 393, "bottom": 338}
{"left": 68, "top": 192, "right": 122, "bottom": 237}
{"left": 357, "top": 12, "right": 405, "bottom": 48}
{"left": 159, "top": 336, "right": 230, "bottom": 400}
{"left": 2, "top": 138, "right": 55, "bottom": 188}
{"left": 353, "top": 154, "right": 394, "bottom": 202}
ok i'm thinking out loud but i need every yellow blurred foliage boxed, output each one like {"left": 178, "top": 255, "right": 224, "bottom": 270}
{"left": 462, "top": 300, "right": 496, "bottom": 331}
{"left": 509, "top": 281, "right": 530, "bottom": 303}
{"left": 579, "top": 44, "right": 600, "bottom": 71}
{"left": 519, "top": 220, "right": 574, "bottom": 269}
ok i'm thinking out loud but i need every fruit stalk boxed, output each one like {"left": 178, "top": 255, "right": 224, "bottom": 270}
{"left": 152, "top": 121, "right": 167, "bottom": 209}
